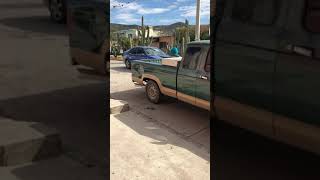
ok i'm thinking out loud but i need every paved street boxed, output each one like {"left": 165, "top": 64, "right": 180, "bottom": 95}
{"left": 110, "top": 60, "right": 210, "bottom": 151}
{"left": 110, "top": 60, "right": 210, "bottom": 179}
{"left": 0, "top": 0, "right": 107, "bottom": 178}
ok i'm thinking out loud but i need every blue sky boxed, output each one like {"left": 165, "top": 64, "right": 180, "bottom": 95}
{"left": 110, "top": 0, "right": 210, "bottom": 26}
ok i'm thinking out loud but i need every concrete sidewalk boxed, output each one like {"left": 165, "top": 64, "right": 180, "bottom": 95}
{"left": 0, "top": 117, "right": 105, "bottom": 180}
{"left": 110, "top": 55, "right": 123, "bottom": 61}
{"left": 110, "top": 111, "right": 210, "bottom": 179}
{"left": 0, "top": 155, "right": 105, "bottom": 180}
{"left": 0, "top": 117, "right": 62, "bottom": 166}
{"left": 110, "top": 99, "right": 129, "bottom": 114}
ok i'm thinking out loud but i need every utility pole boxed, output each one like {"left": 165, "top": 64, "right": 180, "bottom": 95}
{"left": 195, "top": 0, "right": 201, "bottom": 41}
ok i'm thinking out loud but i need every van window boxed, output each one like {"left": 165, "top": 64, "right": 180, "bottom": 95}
{"left": 232, "top": 0, "right": 277, "bottom": 25}
{"left": 305, "top": 0, "right": 320, "bottom": 33}
{"left": 183, "top": 47, "right": 201, "bottom": 70}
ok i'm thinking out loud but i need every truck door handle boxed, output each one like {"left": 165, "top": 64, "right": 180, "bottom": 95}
{"left": 200, "top": 75, "right": 208, "bottom": 80}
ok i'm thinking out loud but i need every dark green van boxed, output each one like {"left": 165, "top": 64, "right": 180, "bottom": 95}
{"left": 214, "top": 0, "right": 320, "bottom": 154}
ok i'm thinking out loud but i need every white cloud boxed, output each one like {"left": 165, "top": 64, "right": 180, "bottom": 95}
{"left": 138, "top": 8, "right": 170, "bottom": 14}
{"left": 179, "top": 0, "right": 210, "bottom": 17}
{"left": 111, "top": 0, "right": 170, "bottom": 15}
{"left": 111, "top": 0, "right": 210, "bottom": 25}
{"left": 114, "top": 13, "right": 140, "bottom": 24}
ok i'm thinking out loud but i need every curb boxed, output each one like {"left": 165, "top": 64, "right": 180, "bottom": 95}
{"left": 110, "top": 99, "right": 129, "bottom": 114}
{"left": 110, "top": 56, "right": 123, "bottom": 61}
{"left": 0, "top": 118, "right": 62, "bottom": 166}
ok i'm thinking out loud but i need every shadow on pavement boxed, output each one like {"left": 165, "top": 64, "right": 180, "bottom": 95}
{"left": 0, "top": 3, "right": 45, "bottom": 9}
{"left": 7, "top": 156, "right": 105, "bottom": 180}
{"left": 0, "top": 83, "right": 108, "bottom": 170}
{"left": 213, "top": 120, "right": 320, "bottom": 180}
{"left": 113, "top": 111, "right": 210, "bottom": 162}
{"left": 111, "top": 88, "right": 210, "bottom": 161}
{"left": 0, "top": 16, "right": 67, "bottom": 36}
{"left": 110, "top": 66, "right": 131, "bottom": 73}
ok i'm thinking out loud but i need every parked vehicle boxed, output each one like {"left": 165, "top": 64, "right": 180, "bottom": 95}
{"left": 123, "top": 46, "right": 172, "bottom": 69}
{"left": 214, "top": 0, "right": 320, "bottom": 155}
{"left": 131, "top": 40, "right": 210, "bottom": 110}
{"left": 67, "top": 0, "right": 108, "bottom": 75}
{"left": 43, "top": 0, "right": 67, "bottom": 23}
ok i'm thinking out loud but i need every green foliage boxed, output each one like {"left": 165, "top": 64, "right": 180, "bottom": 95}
{"left": 118, "top": 36, "right": 131, "bottom": 51}
{"left": 200, "top": 31, "right": 210, "bottom": 40}
{"left": 174, "top": 19, "right": 193, "bottom": 54}
{"left": 137, "top": 16, "right": 153, "bottom": 46}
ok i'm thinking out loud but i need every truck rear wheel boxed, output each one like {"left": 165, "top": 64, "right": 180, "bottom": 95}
{"left": 146, "top": 80, "right": 161, "bottom": 104}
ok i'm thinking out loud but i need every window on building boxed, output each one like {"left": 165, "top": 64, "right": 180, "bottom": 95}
{"left": 305, "top": 0, "right": 320, "bottom": 33}
{"left": 183, "top": 47, "right": 201, "bottom": 70}
{"left": 159, "top": 42, "right": 167, "bottom": 49}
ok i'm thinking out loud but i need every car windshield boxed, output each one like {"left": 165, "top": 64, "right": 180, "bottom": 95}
{"left": 144, "top": 48, "right": 169, "bottom": 57}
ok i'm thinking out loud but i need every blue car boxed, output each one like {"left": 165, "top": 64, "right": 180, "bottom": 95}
{"left": 123, "top": 46, "right": 171, "bottom": 69}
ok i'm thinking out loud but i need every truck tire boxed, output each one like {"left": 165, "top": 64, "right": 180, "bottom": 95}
{"left": 125, "top": 59, "right": 131, "bottom": 69}
{"left": 146, "top": 80, "right": 161, "bottom": 104}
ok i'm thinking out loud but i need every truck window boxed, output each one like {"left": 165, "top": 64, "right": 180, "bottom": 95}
{"left": 183, "top": 47, "right": 201, "bottom": 70}
{"left": 231, "top": 0, "right": 277, "bottom": 25}
{"left": 205, "top": 49, "right": 211, "bottom": 72}
{"left": 305, "top": 0, "right": 320, "bottom": 33}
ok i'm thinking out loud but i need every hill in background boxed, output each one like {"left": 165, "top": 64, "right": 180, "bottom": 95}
{"left": 111, "top": 22, "right": 209, "bottom": 35}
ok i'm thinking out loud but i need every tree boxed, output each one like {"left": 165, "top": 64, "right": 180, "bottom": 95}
{"left": 119, "top": 37, "right": 131, "bottom": 51}
{"left": 200, "top": 31, "right": 210, "bottom": 40}
{"left": 137, "top": 16, "right": 153, "bottom": 46}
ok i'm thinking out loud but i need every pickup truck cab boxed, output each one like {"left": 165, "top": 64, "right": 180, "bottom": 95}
{"left": 214, "top": 0, "right": 320, "bottom": 155}
{"left": 131, "top": 40, "right": 210, "bottom": 110}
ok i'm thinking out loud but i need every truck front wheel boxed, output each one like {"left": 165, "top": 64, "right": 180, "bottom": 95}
{"left": 146, "top": 80, "right": 161, "bottom": 104}
{"left": 125, "top": 59, "right": 131, "bottom": 69}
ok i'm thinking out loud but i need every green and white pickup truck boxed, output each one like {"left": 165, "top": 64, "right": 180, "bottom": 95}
{"left": 131, "top": 40, "right": 211, "bottom": 110}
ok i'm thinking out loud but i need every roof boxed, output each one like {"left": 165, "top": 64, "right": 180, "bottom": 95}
{"left": 187, "top": 40, "right": 210, "bottom": 45}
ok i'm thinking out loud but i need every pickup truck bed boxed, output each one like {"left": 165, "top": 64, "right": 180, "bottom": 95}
{"left": 132, "top": 58, "right": 179, "bottom": 97}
